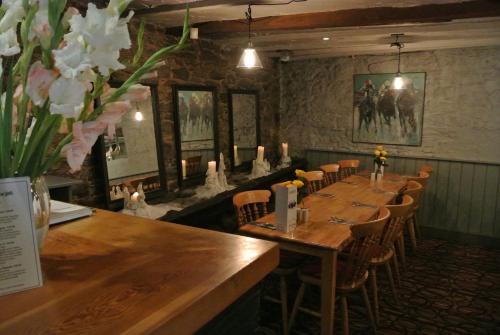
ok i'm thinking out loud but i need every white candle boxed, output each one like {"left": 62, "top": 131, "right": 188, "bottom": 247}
{"left": 282, "top": 143, "right": 288, "bottom": 158}
{"left": 257, "top": 146, "right": 265, "bottom": 163}
{"left": 181, "top": 160, "right": 187, "bottom": 179}
{"left": 233, "top": 145, "right": 240, "bottom": 166}
{"left": 208, "top": 161, "right": 217, "bottom": 175}
{"left": 131, "top": 192, "right": 139, "bottom": 203}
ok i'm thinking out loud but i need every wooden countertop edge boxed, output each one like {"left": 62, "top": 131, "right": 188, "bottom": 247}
{"left": 125, "top": 242, "right": 280, "bottom": 335}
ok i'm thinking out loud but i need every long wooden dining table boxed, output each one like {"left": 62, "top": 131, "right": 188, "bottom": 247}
{"left": 239, "top": 173, "right": 407, "bottom": 335}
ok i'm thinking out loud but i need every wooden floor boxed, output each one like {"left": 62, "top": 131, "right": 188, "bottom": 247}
{"left": 257, "top": 238, "right": 500, "bottom": 335}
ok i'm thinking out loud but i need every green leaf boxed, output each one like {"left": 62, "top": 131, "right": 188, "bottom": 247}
{"left": 0, "top": 64, "right": 15, "bottom": 178}
{"left": 132, "top": 20, "right": 145, "bottom": 67}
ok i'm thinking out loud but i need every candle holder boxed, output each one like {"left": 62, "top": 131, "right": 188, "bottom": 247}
{"left": 122, "top": 183, "right": 153, "bottom": 218}
{"left": 277, "top": 155, "right": 291, "bottom": 169}
{"left": 250, "top": 158, "right": 271, "bottom": 178}
{"left": 195, "top": 153, "right": 234, "bottom": 199}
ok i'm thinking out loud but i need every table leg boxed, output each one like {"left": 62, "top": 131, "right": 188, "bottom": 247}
{"left": 320, "top": 250, "right": 337, "bottom": 335}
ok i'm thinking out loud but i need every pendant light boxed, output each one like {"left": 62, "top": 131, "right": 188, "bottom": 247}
{"left": 237, "top": 5, "right": 263, "bottom": 69}
{"left": 390, "top": 34, "right": 405, "bottom": 90}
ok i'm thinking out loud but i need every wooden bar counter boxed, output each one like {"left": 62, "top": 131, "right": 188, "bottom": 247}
{"left": 0, "top": 210, "right": 279, "bottom": 335}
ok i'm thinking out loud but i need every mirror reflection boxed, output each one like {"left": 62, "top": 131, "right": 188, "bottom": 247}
{"left": 174, "top": 86, "right": 217, "bottom": 186}
{"left": 229, "top": 90, "right": 259, "bottom": 169}
{"left": 104, "top": 84, "right": 163, "bottom": 204}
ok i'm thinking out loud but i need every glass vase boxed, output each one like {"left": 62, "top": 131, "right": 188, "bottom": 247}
{"left": 32, "top": 176, "right": 51, "bottom": 251}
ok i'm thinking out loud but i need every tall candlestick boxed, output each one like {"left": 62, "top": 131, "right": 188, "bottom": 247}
{"left": 208, "top": 161, "right": 217, "bottom": 175}
{"left": 257, "top": 146, "right": 265, "bottom": 163}
{"left": 282, "top": 143, "right": 288, "bottom": 158}
{"left": 181, "top": 160, "right": 187, "bottom": 179}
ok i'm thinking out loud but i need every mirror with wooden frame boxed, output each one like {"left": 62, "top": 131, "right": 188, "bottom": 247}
{"left": 97, "top": 82, "right": 166, "bottom": 210}
{"left": 173, "top": 85, "right": 219, "bottom": 188}
{"left": 228, "top": 89, "right": 260, "bottom": 170}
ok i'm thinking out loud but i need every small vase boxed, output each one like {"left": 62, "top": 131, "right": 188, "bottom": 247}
{"left": 31, "top": 176, "right": 51, "bottom": 251}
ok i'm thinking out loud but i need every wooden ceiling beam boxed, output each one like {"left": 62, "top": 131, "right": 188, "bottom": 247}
{"left": 164, "top": 0, "right": 500, "bottom": 35}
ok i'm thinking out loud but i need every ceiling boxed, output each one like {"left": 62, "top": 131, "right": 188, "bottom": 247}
{"left": 132, "top": 0, "right": 500, "bottom": 61}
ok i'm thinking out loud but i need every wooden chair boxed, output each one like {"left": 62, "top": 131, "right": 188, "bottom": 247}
{"left": 407, "top": 172, "right": 432, "bottom": 238}
{"left": 407, "top": 171, "right": 430, "bottom": 189}
{"left": 232, "top": 190, "right": 296, "bottom": 335}
{"left": 419, "top": 164, "right": 433, "bottom": 176}
{"left": 370, "top": 195, "right": 414, "bottom": 323}
{"left": 233, "top": 190, "right": 271, "bottom": 227}
{"left": 338, "top": 160, "right": 360, "bottom": 179}
{"left": 320, "top": 164, "right": 340, "bottom": 186}
{"left": 402, "top": 181, "right": 424, "bottom": 253}
{"left": 301, "top": 171, "right": 324, "bottom": 193}
{"left": 288, "top": 207, "right": 391, "bottom": 335}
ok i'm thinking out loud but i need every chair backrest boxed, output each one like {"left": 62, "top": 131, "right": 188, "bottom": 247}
{"left": 320, "top": 164, "right": 340, "bottom": 186}
{"left": 340, "top": 207, "right": 390, "bottom": 287}
{"left": 185, "top": 155, "right": 202, "bottom": 177}
{"left": 301, "top": 171, "right": 324, "bottom": 193}
{"left": 338, "top": 160, "right": 360, "bottom": 179}
{"left": 381, "top": 195, "right": 414, "bottom": 254}
{"left": 419, "top": 164, "right": 433, "bottom": 176}
{"left": 233, "top": 190, "right": 271, "bottom": 226}
{"left": 404, "top": 180, "right": 424, "bottom": 212}
{"left": 407, "top": 171, "right": 430, "bottom": 189}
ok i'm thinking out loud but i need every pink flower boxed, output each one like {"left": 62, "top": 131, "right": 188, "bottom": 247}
{"left": 96, "top": 101, "right": 132, "bottom": 137}
{"left": 26, "top": 61, "right": 58, "bottom": 106}
{"left": 62, "top": 121, "right": 106, "bottom": 172}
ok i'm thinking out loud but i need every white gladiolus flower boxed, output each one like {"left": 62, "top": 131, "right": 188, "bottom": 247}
{"left": 49, "top": 77, "right": 87, "bottom": 119}
{"left": 0, "top": 0, "right": 25, "bottom": 33}
{"left": 29, "top": 1, "right": 52, "bottom": 48}
{"left": 53, "top": 41, "right": 93, "bottom": 79}
{"left": 26, "top": 61, "right": 58, "bottom": 106}
{"left": 0, "top": 28, "right": 20, "bottom": 56}
{"left": 66, "top": 3, "right": 133, "bottom": 76}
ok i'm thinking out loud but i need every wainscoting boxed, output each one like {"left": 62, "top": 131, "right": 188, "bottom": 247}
{"left": 305, "top": 149, "right": 500, "bottom": 239}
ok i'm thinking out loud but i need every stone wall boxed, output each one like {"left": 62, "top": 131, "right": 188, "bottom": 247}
{"left": 279, "top": 46, "right": 500, "bottom": 164}
{"left": 51, "top": 10, "right": 281, "bottom": 206}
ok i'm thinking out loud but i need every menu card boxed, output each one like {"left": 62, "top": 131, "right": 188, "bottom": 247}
{"left": 275, "top": 184, "right": 297, "bottom": 233}
{"left": 0, "top": 177, "right": 43, "bottom": 297}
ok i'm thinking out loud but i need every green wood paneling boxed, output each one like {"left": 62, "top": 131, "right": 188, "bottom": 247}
{"left": 305, "top": 149, "right": 500, "bottom": 238}
{"left": 456, "top": 164, "right": 474, "bottom": 234}
{"left": 469, "top": 165, "right": 487, "bottom": 235}
{"left": 482, "top": 166, "right": 499, "bottom": 237}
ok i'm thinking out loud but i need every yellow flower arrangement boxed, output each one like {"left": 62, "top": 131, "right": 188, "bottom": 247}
{"left": 295, "top": 169, "right": 306, "bottom": 177}
{"left": 374, "top": 145, "right": 388, "bottom": 168}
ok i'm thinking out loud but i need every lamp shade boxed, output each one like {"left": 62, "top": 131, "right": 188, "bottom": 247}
{"left": 237, "top": 44, "right": 263, "bottom": 69}
{"left": 392, "top": 74, "right": 405, "bottom": 90}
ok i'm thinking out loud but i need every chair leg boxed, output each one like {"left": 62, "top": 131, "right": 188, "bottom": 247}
{"left": 288, "top": 282, "right": 306, "bottom": 333}
{"left": 384, "top": 261, "right": 400, "bottom": 306}
{"left": 397, "top": 235, "right": 406, "bottom": 270}
{"left": 361, "top": 284, "right": 377, "bottom": 333}
{"left": 279, "top": 276, "right": 288, "bottom": 335}
{"left": 414, "top": 213, "right": 421, "bottom": 239}
{"left": 370, "top": 266, "right": 379, "bottom": 324}
{"left": 407, "top": 216, "right": 418, "bottom": 252}
{"left": 391, "top": 251, "right": 401, "bottom": 288}
{"left": 341, "top": 295, "right": 349, "bottom": 335}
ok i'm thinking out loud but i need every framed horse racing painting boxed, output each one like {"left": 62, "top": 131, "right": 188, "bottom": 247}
{"left": 352, "top": 72, "right": 426, "bottom": 146}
